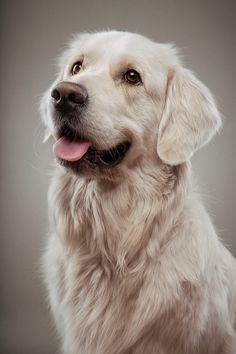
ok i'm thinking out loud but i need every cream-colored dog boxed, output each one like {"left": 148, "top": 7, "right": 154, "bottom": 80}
{"left": 41, "top": 31, "right": 236, "bottom": 354}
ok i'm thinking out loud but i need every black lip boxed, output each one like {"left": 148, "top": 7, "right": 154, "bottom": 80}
{"left": 57, "top": 141, "right": 131, "bottom": 170}
{"left": 83, "top": 142, "right": 131, "bottom": 168}
{"left": 56, "top": 125, "right": 131, "bottom": 170}
{"left": 57, "top": 123, "right": 88, "bottom": 143}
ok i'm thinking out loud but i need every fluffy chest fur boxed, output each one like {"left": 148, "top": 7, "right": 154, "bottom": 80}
{"left": 43, "top": 165, "right": 235, "bottom": 354}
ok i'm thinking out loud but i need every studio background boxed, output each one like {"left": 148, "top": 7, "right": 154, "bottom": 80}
{"left": 1, "top": 1, "right": 235, "bottom": 353}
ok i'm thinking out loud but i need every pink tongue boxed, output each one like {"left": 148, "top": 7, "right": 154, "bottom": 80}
{"left": 53, "top": 137, "right": 90, "bottom": 162}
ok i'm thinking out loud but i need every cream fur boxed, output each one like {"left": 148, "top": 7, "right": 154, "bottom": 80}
{"left": 41, "top": 31, "right": 236, "bottom": 354}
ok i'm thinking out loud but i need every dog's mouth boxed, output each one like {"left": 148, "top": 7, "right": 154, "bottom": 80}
{"left": 53, "top": 135, "right": 131, "bottom": 169}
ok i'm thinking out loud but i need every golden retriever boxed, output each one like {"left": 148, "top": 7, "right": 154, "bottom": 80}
{"left": 41, "top": 31, "right": 236, "bottom": 354}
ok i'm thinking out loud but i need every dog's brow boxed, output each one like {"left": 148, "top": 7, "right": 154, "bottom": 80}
{"left": 110, "top": 55, "right": 142, "bottom": 76}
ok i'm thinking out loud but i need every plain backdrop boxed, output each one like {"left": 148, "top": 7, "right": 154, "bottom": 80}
{"left": 0, "top": 0, "right": 235, "bottom": 353}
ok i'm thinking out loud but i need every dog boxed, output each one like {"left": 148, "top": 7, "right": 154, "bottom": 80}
{"left": 41, "top": 31, "right": 236, "bottom": 354}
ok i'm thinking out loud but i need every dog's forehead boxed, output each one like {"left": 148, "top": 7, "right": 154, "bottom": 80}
{"left": 81, "top": 32, "right": 151, "bottom": 50}
{"left": 71, "top": 32, "right": 157, "bottom": 63}
{"left": 60, "top": 31, "right": 180, "bottom": 76}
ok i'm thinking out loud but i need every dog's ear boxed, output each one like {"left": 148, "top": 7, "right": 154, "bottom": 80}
{"left": 157, "top": 68, "right": 222, "bottom": 165}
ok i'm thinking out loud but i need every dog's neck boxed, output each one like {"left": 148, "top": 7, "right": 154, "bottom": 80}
{"left": 49, "top": 162, "right": 190, "bottom": 273}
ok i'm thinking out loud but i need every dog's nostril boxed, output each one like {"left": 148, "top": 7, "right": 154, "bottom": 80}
{"left": 68, "top": 92, "right": 87, "bottom": 105}
{"left": 51, "top": 82, "right": 88, "bottom": 107}
{"left": 51, "top": 88, "right": 61, "bottom": 102}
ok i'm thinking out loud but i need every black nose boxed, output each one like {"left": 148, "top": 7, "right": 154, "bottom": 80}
{"left": 51, "top": 82, "right": 88, "bottom": 109}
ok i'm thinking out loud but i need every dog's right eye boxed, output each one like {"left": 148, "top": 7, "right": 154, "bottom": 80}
{"left": 71, "top": 61, "right": 83, "bottom": 75}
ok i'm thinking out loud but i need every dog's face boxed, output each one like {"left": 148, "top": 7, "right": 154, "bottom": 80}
{"left": 41, "top": 31, "right": 221, "bottom": 180}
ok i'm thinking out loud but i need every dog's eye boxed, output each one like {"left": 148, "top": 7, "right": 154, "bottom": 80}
{"left": 124, "top": 69, "right": 141, "bottom": 85}
{"left": 71, "top": 61, "right": 83, "bottom": 75}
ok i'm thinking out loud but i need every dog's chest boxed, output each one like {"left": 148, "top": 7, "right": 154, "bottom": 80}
{"left": 49, "top": 245, "right": 149, "bottom": 353}
{"left": 46, "top": 233, "right": 231, "bottom": 354}
{"left": 46, "top": 237, "right": 207, "bottom": 354}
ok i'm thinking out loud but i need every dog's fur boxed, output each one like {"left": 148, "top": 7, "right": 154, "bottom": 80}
{"left": 41, "top": 31, "right": 236, "bottom": 354}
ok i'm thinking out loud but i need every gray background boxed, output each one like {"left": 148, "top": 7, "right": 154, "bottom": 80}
{"left": 1, "top": 0, "right": 235, "bottom": 353}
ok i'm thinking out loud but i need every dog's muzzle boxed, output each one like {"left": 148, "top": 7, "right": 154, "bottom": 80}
{"left": 51, "top": 82, "right": 131, "bottom": 172}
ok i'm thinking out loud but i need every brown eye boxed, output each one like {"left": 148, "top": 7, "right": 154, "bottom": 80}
{"left": 124, "top": 69, "right": 141, "bottom": 85}
{"left": 71, "top": 61, "right": 82, "bottom": 75}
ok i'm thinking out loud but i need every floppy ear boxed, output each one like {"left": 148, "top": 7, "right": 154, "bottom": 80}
{"left": 157, "top": 68, "right": 222, "bottom": 165}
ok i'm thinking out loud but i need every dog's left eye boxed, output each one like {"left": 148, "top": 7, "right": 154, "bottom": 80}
{"left": 124, "top": 69, "right": 142, "bottom": 85}
{"left": 71, "top": 61, "right": 82, "bottom": 75}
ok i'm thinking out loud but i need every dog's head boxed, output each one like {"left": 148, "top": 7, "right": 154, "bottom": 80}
{"left": 41, "top": 31, "right": 221, "bottom": 179}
